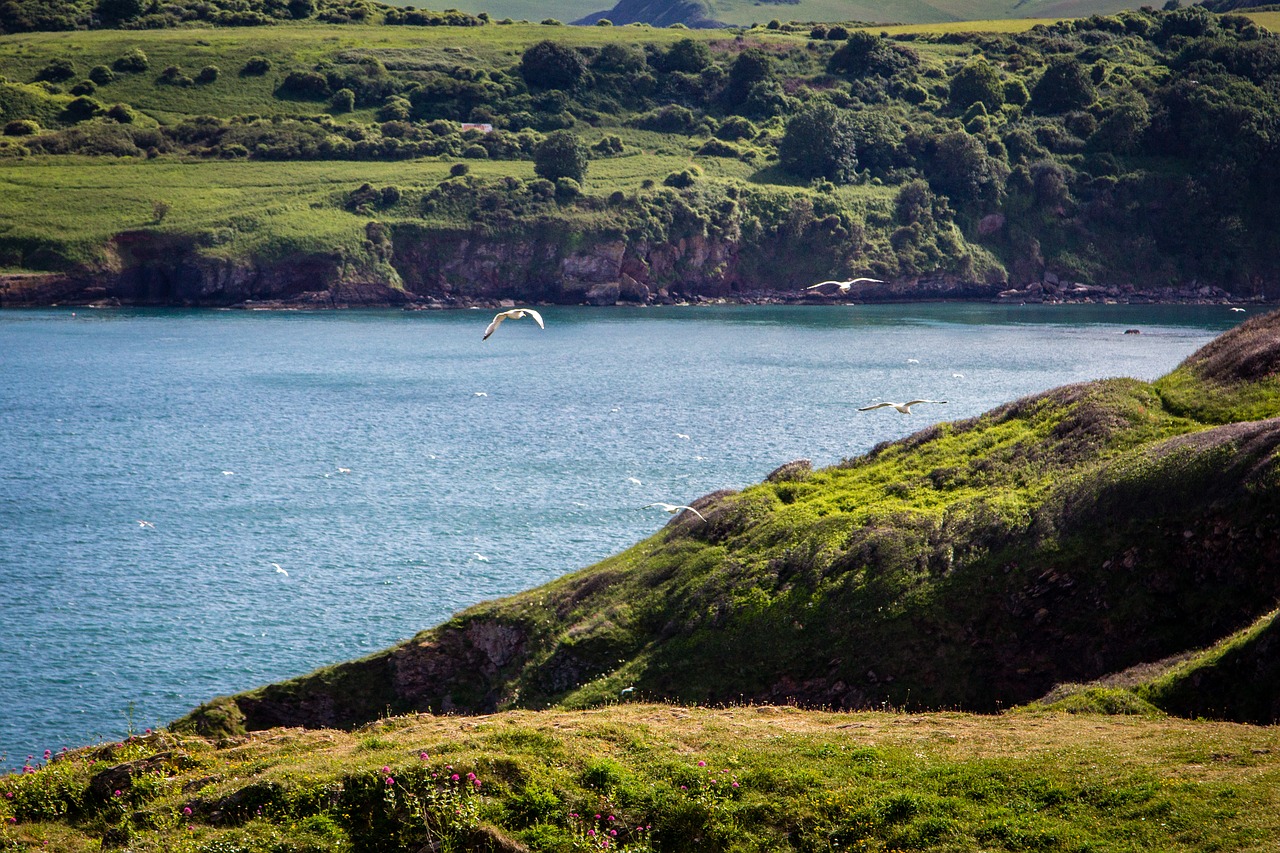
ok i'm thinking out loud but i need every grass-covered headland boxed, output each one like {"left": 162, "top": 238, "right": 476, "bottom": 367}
{"left": 8, "top": 308, "right": 1278, "bottom": 851}
{"left": 4, "top": 706, "right": 1280, "bottom": 852}
{"left": 3, "top": 7, "right": 1280, "bottom": 306}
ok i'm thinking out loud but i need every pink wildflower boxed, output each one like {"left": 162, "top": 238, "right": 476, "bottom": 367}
{"left": 610, "top": 829, "right": 617, "bottom": 836}
{"left": 419, "top": 752, "right": 429, "bottom": 760}
{"left": 385, "top": 777, "right": 394, "bottom": 786}
{"left": 587, "top": 829, "right": 595, "bottom": 836}
{"left": 451, "top": 774, "right": 460, "bottom": 782}
{"left": 381, "top": 766, "right": 390, "bottom": 774}
{"left": 183, "top": 807, "right": 192, "bottom": 816}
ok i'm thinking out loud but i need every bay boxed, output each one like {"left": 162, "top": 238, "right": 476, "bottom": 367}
{"left": 0, "top": 303, "right": 1244, "bottom": 767}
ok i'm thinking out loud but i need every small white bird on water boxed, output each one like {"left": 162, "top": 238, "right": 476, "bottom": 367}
{"left": 859, "top": 399, "right": 948, "bottom": 414}
{"left": 645, "top": 502, "right": 706, "bottom": 522}
{"left": 272, "top": 563, "right": 288, "bottom": 576}
{"left": 137, "top": 520, "right": 155, "bottom": 529}
{"left": 675, "top": 433, "right": 691, "bottom": 440}
{"left": 627, "top": 477, "right": 643, "bottom": 486}
{"left": 805, "top": 277, "right": 884, "bottom": 293}
{"left": 483, "top": 308, "right": 544, "bottom": 340}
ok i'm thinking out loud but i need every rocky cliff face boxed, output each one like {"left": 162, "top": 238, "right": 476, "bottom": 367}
{"left": 0, "top": 225, "right": 1004, "bottom": 308}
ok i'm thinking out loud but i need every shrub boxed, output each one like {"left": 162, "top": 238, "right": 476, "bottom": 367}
{"left": 520, "top": 40, "right": 587, "bottom": 90}
{"left": 716, "top": 116, "right": 756, "bottom": 141}
{"left": 158, "top": 66, "right": 194, "bottom": 87}
{"left": 88, "top": 65, "right": 115, "bottom": 85}
{"left": 197, "top": 66, "right": 220, "bottom": 85}
{"left": 779, "top": 100, "right": 859, "bottom": 183}
{"left": 241, "top": 57, "right": 272, "bottom": 76}
{"left": 380, "top": 185, "right": 401, "bottom": 206}
{"left": 534, "top": 130, "right": 588, "bottom": 183}
{"left": 463, "top": 143, "right": 488, "bottom": 158}
{"left": 65, "top": 96, "right": 104, "bottom": 121}
{"left": 278, "top": 71, "right": 330, "bottom": 100}
{"left": 4, "top": 120, "right": 38, "bottom": 136}
{"left": 554, "top": 177, "right": 580, "bottom": 198}
{"left": 69, "top": 80, "right": 96, "bottom": 96}
{"left": 696, "top": 138, "right": 739, "bottom": 157}
{"left": 449, "top": 162, "right": 470, "bottom": 177}
{"left": 35, "top": 60, "right": 76, "bottom": 83}
{"left": 330, "top": 87, "right": 355, "bottom": 113}
{"left": 591, "top": 134, "right": 623, "bottom": 155}
{"left": 595, "top": 18, "right": 612, "bottom": 25}
{"left": 664, "top": 168, "right": 699, "bottom": 188}
{"left": 106, "top": 103, "right": 137, "bottom": 123}
{"left": 113, "top": 49, "right": 149, "bottom": 74}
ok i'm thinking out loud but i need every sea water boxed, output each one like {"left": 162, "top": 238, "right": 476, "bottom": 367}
{"left": 0, "top": 303, "right": 1245, "bottom": 767}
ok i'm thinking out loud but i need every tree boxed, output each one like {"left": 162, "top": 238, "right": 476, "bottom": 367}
{"left": 1031, "top": 58, "right": 1096, "bottom": 114}
{"left": 724, "top": 49, "right": 773, "bottom": 108}
{"left": 520, "top": 40, "right": 587, "bottom": 91}
{"left": 96, "top": 0, "right": 144, "bottom": 22}
{"left": 949, "top": 59, "right": 1005, "bottom": 112}
{"left": 925, "top": 130, "right": 1010, "bottom": 209}
{"left": 534, "top": 131, "right": 588, "bottom": 184}
{"left": 661, "top": 38, "right": 711, "bottom": 74}
{"left": 778, "top": 101, "right": 858, "bottom": 184}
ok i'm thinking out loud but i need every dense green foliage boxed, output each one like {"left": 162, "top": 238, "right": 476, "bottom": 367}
{"left": 2, "top": 11, "right": 1280, "bottom": 294}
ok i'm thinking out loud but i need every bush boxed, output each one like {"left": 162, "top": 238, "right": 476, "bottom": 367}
{"left": 696, "top": 138, "right": 739, "bottom": 157}
{"left": 158, "top": 66, "right": 194, "bottom": 87}
{"left": 106, "top": 103, "right": 137, "bottom": 123}
{"left": 4, "top": 120, "right": 38, "bottom": 136}
{"left": 463, "top": 143, "right": 488, "bottom": 158}
{"left": 716, "top": 116, "right": 756, "bottom": 141}
{"left": 113, "top": 49, "right": 149, "bottom": 74}
{"left": 555, "top": 176, "right": 581, "bottom": 198}
{"left": 197, "top": 66, "right": 220, "bottom": 85}
{"left": 520, "top": 40, "right": 587, "bottom": 90}
{"left": 88, "top": 65, "right": 115, "bottom": 85}
{"left": 534, "top": 130, "right": 588, "bottom": 183}
{"left": 69, "top": 80, "right": 96, "bottom": 96}
{"left": 330, "top": 87, "right": 355, "bottom": 113}
{"left": 450, "top": 162, "right": 470, "bottom": 177}
{"left": 591, "top": 134, "right": 623, "bottom": 156}
{"left": 65, "top": 96, "right": 103, "bottom": 121}
{"left": 35, "top": 60, "right": 76, "bottom": 83}
{"left": 779, "top": 100, "right": 859, "bottom": 183}
{"left": 278, "top": 71, "right": 330, "bottom": 100}
{"left": 241, "top": 57, "right": 272, "bottom": 76}
{"left": 663, "top": 168, "right": 700, "bottom": 188}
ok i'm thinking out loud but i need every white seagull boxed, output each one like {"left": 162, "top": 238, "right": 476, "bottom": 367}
{"left": 859, "top": 399, "right": 948, "bottom": 414}
{"left": 627, "top": 477, "right": 643, "bottom": 486}
{"left": 137, "top": 520, "right": 155, "bottom": 529}
{"left": 272, "top": 563, "right": 288, "bottom": 576}
{"left": 675, "top": 433, "right": 691, "bottom": 440}
{"left": 1230, "top": 307, "right": 1246, "bottom": 312}
{"left": 483, "top": 308, "right": 544, "bottom": 340}
{"left": 645, "top": 502, "right": 707, "bottom": 522}
{"left": 805, "top": 277, "right": 884, "bottom": 293}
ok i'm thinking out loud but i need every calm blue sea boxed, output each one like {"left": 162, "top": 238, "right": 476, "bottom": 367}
{"left": 0, "top": 303, "right": 1246, "bottom": 768}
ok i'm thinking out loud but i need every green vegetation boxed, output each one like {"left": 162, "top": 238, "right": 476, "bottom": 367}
{"left": 172, "top": 312, "right": 1280, "bottom": 743}
{"left": 2, "top": 11, "right": 1280, "bottom": 301}
{"left": 4, "top": 705, "right": 1280, "bottom": 851}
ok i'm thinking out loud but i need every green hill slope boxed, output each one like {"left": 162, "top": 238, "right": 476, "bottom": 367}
{"left": 176, "top": 311, "right": 1280, "bottom": 739}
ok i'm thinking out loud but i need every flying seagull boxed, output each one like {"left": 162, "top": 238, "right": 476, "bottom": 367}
{"left": 805, "top": 277, "right": 884, "bottom": 293}
{"left": 272, "top": 563, "right": 288, "bottom": 576}
{"left": 645, "top": 502, "right": 706, "bottom": 522}
{"left": 137, "top": 520, "right": 155, "bottom": 529}
{"left": 483, "top": 308, "right": 544, "bottom": 340}
{"left": 1230, "top": 307, "right": 1246, "bottom": 312}
{"left": 859, "top": 399, "right": 948, "bottom": 414}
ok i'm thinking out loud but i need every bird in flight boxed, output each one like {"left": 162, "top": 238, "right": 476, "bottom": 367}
{"left": 627, "top": 477, "right": 643, "bottom": 485}
{"left": 1230, "top": 307, "right": 1246, "bottom": 312}
{"left": 675, "top": 433, "right": 691, "bottom": 440}
{"left": 859, "top": 399, "right": 948, "bottom": 414}
{"left": 645, "top": 502, "right": 706, "bottom": 521}
{"left": 272, "top": 563, "right": 288, "bottom": 576}
{"left": 805, "top": 277, "right": 884, "bottom": 293}
{"left": 483, "top": 308, "right": 544, "bottom": 340}
{"left": 137, "top": 520, "right": 155, "bottom": 529}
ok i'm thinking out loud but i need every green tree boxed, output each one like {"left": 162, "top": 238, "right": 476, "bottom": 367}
{"left": 1031, "top": 58, "right": 1096, "bottom": 114}
{"left": 778, "top": 100, "right": 858, "bottom": 184}
{"left": 949, "top": 59, "right": 1005, "bottom": 112}
{"left": 520, "top": 40, "right": 587, "bottom": 91}
{"left": 661, "top": 39, "right": 711, "bottom": 74}
{"left": 96, "top": 0, "right": 144, "bottom": 21}
{"left": 724, "top": 49, "right": 773, "bottom": 109}
{"left": 534, "top": 131, "right": 588, "bottom": 183}
{"left": 926, "top": 130, "right": 1010, "bottom": 209}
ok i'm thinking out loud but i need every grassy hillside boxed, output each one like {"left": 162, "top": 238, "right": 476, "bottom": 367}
{"left": 172, "top": 312, "right": 1280, "bottom": 745}
{"left": 4, "top": 705, "right": 1280, "bottom": 852}
{"left": 5, "top": 10, "right": 1280, "bottom": 302}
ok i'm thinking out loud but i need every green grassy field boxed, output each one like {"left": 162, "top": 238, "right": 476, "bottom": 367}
{"left": 4, "top": 705, "right": 1280, "bottom": 852}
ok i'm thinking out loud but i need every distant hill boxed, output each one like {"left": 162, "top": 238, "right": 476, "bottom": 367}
{"left": 179, "top": 311, "right": 1280, "bottom": 736}
{"left": 575, "top": 0, "right": 722, "bottom": 28}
